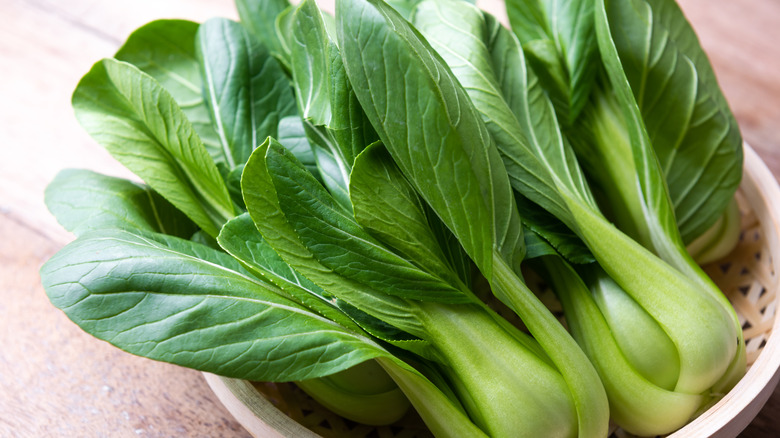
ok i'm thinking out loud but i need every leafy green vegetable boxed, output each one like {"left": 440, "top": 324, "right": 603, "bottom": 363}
{"left": 413, "top": 0, "right": 741, "bottom": 432}
{"left": 72, "top": 58, "right": 236, "bottom": 237}
{"left": 538, "top": 254, "right": 707, "bottom": 436}
{"left": 505, "top": 0, "right": 599, "bottom": 124}
{"left": 196, "top": 17, "right": 296, "bottom": 168}
{"left": 235, "top": 0, "right": 291, "bottom": 65}
{"left": 338, "top": 0, "right": 610, "bottom": 436}
{"left": 244, "top": 136, "right": 581, "bottom": 437}
{"left": 114, "top": 19, "right": 223, "bottom": 159}
{"left": 350, "top": 143, "right": 472, "bottom": 289}
{"left": 41, "top": 0, "right": 749, "bottom": 435}
{"left": 42, "top": 228, "right": 388, "bottom": 382}
{"left": 602, "top": 0, "right": 742, "bottom": 244}
{"left": 45, "top": 169, "right": 198, "bottom": 239}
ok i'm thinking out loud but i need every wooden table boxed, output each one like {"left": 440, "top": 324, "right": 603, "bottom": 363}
{"left": 1, "top": 0, "right": 778, "bottom": 436}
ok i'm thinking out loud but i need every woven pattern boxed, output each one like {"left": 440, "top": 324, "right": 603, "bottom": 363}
{"left": 246, "top": 189, "right": 776, "bottom": 438}
{"left": 703, "top": 191, "right": 778, "bottom": 366}
{"left": 251, "top": 381, "right": 433, "bottom": 438}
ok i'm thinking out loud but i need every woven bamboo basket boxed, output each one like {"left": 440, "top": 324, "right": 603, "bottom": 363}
{"left": 203, "top": 144, "right": 780, "bottom": 437}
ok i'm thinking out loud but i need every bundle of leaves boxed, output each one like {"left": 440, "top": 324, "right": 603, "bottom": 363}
{"left": 41, "top": 0, "right": 745, "bottom": 436}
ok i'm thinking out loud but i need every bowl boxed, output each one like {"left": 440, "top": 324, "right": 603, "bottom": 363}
{"left": 204, "top": 143, "right": 780, "bottom": 438}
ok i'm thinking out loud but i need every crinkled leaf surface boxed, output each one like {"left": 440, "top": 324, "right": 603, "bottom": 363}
{"left": 72, "top": 58, "right": 235, "bottom": 237}
{"left": 40, "top": 229, "right": 388, "bottom": 382}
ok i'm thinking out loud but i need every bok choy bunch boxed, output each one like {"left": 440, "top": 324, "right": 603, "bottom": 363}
{"left": 385, "top": 0, "right": 744, "bottom": 434}
{"left": 39, "top": 0, "right": 746, "bottom": 436}
{"left": 458, "top": 0, "right": 743, "bottom": 434}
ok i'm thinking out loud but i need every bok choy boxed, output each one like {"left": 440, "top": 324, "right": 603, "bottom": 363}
{"left": 39, "top": 0, "right": 747, "bottom": 436}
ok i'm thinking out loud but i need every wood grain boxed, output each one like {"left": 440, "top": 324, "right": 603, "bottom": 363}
{"left": 1, "top": 0, "right": 779, "bottom": 436}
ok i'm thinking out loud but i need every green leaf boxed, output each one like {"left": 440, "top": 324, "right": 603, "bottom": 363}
{"left": 515, "top": 195, "right": 594, "bottom": 264}
{"left": 72, "top": 58, "right": 236, "bottom": 237}
{"left": 288, "top": 0, "right": 357, "bottom": 209}
{"left": 592, "top": 1, "right": 746, "bottom": 394}
{"left": 327, "top": 46, "right": 379, "bottom": 167}
{"left": 266, "top": 140, "right": 470, "bottom": 303}
{"left": 303, "top": 120, "right": 353, "bottom": 211}
{"left": 242, "top": 138, "right": 429, "bottom": 338}
{"left": 45, "top": 169, "right": 198, "bottom": 239}
{"left": 591, "top": 0, "right": 683, "bottom": 258}
{"left": 505, "top": 0, "right": 599, "bottom": 123}
{"left": 549, "top": 0, "right": 599, "bottom": 122}
{"left": 605, "top": 0, "right": 742, "bottom": 243}
{"left": 339, "top": 5, "right": 610, "bottom": 435}
{"left": 412, "top": 0, "right": 595, "bottom": 234}
{"left": 235, "top": 0, "right": 291, "bottom": 64}
{"left": 274, "top": 5, "right": 297, "bottom": 65}
{"left": 350, "top": 142, "right": 469, "bottom": 289}
{"left": 114, "top": 20, "right": 222, "bottom": 159}
{"left": 289, "top": 0, "right": 333, "bottom": 125}
{"left": 277, "top": 115, "right": 318, "bottom": 176}
{"left": 218, "top": 212, "right": 417, "bottom": 344}
{"left": 41, "top": 228, "right": 389, "bottom": 382}
{"left": 197, "top": 18, "right": 296, "bottom": 168}
{"left": 337, "top": 0, "right": 524, "bottom": 278}
{"left": 485, "top": 10, "right": 597, "bottom": 222}
{"left": 385, "top": 0, "right": 424, "bottom": 18}
{"left": 504, "top": 0, "right": 550, "bottom": 43}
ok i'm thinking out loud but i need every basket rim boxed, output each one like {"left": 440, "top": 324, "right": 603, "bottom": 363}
{"left": 668, "top": 143, "right": 780, "bottom": 438}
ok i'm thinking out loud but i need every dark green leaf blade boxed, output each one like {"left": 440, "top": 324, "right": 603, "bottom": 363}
{"left": 217, "top": 212, "right": 368, "bottom": 333}
{"left": 242, "top": 139, "right": 429, "bottom": 338}
{"left": 289, "top": 0, "right": 333, "bottom": 125}
{"left": 504, "top": 0, "right": 599, "bottom": 124}
{"left": 266, "top": 141, "right": 470, "bottom": 303}
{"left": 197, "top": 18, "right": 296, "bottom": 167}
{"left": 288, "top": 0, "right": 355, "bottom": 209}
{"left": 350, "top": 142, "right": 468, "bottom": 289}
{"left": 327, "top": 45, "right": 379, "bottom": 166}
{"left": 516, "top": 195, "right": 594, "bottom": 264}
{"left": 72, "top": 58, "right": 235, "bottom": 237}
{"left": 45, "top": 169, "right": 197, "bottom": 239}
{"left": 549, "top": 0, "right": 599, "bottom": 122}
{"left": 337, "top": 0, "right": 524, "bottom": 277}
{"left": 504, "top": 0, "right": 551, "bottom": 43}
{"left": 41, "top": 229, "right": 389, "bottom": 382}
{"left": 412, "top": 0, "right": 595, "bottom": 234}
{"left": 114, "top": 19, "right": 222, "bottom": 159}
